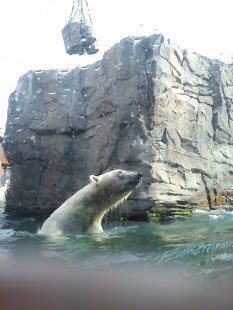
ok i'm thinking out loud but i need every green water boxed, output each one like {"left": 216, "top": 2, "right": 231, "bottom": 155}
{"left": 1, "top": 208, "right": 233, "bottom": 281}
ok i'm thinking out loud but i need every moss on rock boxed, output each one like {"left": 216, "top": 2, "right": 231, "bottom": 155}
{"left": 147, "top": 207, "right": 193, "bottom": 223}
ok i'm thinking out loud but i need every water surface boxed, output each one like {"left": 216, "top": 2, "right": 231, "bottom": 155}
{"left": 0, "top": 208, "right": 233, "bottom": 281}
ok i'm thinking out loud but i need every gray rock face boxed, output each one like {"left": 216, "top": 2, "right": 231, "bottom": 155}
{"left": 3, "top": 34, "right": 233, "bottom": 218}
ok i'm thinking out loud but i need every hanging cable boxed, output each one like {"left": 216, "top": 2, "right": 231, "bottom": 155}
{"left": 69, "top": 0, "right": 76, "bottom": 22}
{"left": 84, "top": 0, "right": 93, "bottom": 26}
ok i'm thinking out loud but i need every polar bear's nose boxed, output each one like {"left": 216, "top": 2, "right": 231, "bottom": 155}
{"left": 137, "top": 173, "right": 143, "bottom": 179}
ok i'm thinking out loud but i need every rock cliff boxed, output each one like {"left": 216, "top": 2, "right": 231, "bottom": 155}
{"left": 3, "top": 34, "right": 233, "bottom": 219}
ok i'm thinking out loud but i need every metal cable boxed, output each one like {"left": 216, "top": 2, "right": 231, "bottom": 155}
{"left": 84, "top": 0, "right": 93, "bottom": 26}
{"left": 69, "top": 0, "right": 76, "bottom": 22}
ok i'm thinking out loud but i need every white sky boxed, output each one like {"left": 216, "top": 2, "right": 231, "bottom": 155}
{"left": 1, "top": 0, "right": 233, "bottom": 130}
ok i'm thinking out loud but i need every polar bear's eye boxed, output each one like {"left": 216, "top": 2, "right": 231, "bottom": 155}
{"left": 117, "top": 170, "right": 124, "bottom": 177}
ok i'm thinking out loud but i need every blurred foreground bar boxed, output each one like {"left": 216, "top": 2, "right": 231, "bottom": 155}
{"left": 0, "top": 263, "right": 233, "bottom": 310}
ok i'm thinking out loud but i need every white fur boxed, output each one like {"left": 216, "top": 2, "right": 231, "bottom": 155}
{"left": 39, "top": 170, "right": 140, "bottom": 236}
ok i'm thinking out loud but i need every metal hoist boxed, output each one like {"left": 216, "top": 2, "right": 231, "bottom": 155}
{"left": 62, "top": 0, "right": 98, "bottom": 56}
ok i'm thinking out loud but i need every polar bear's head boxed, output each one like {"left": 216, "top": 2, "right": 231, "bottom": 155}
{"left": 89, "top": 169, "right": 142, "bottom": 206}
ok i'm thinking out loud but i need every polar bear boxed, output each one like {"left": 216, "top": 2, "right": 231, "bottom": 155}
{"left": 39, "top": 169, "right": 142, "bottom": 235}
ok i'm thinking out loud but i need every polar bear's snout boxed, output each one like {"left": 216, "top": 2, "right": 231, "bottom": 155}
{"left": 136, "top": 172, "right": 143, "bottom": 184}
{"left": 128, "top": 172, "right": 143, "bottom": 186}
{"left": 137, "top": 172, "right": 143, "bottom": 179}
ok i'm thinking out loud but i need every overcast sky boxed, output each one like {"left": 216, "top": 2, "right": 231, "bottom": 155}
{"left": 1, "top": 0, "right": 233, "bottom": 129}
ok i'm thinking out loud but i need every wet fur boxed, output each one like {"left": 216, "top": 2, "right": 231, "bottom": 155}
{"left": 39, "top": 170, "right": 140, "bottom": 236}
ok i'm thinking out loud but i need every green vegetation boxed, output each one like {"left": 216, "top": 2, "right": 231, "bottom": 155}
{"left": 147, "top": 207, "right": 193, "bottom": 222}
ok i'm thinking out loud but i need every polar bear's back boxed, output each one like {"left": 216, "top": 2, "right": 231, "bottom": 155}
{"left": 39, "top": 183, "right": 95, "bottom": 235}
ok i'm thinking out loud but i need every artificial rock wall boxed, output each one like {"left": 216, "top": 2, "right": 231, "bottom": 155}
{"left": 4, "top": 34, "right": 233, "bottom": 218}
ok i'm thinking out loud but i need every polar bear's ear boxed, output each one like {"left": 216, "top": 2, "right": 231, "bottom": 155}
{"left": 90, "top": 175, "right": 99, "bottom": 183}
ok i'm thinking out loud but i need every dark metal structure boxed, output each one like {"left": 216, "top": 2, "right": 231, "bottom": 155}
{"left": 62, "top": 0, "right": 99, "bottom": 55}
